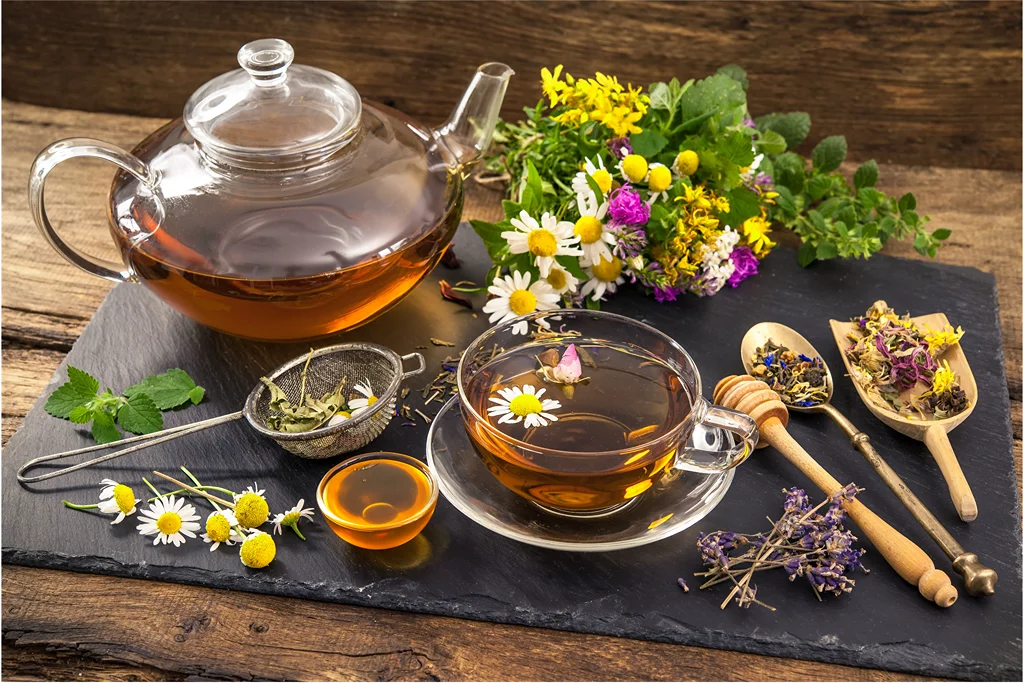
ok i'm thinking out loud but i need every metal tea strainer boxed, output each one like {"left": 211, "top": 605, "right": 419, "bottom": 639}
{"left": 17, "top": 343, "right": 425, "bottom": 483}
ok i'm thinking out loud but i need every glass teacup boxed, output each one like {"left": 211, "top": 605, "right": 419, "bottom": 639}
{"left": 457, "top": 309, "right": 758, "bottom": 517}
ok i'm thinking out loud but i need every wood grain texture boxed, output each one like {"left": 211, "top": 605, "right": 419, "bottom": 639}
{"left": 1, "top": 1, "right": 1021, "bottom": 171}
{"left": 2, "top": 102, "right": 1018, "bottom": 681}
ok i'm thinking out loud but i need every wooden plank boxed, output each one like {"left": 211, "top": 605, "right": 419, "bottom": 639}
{"left": 1, "top": 566, "right": 932, "bottom": 682}
{"left": 1, "top": 1, "right": 1021, "bottom": 171}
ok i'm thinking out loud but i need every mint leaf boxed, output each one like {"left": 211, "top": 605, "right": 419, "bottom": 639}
{"left": 91, "top": 411, "right": 121, "bottom": 444}
{"left": 816, "top": 242, "right": 839, "bottom": 260}
{"left": 932, "top": 228, "right": 952, "bottom": 241}
{"left": 44, "top": 366, "right": 101, "bottom": 419}
{"left": 678, "top": 74, "right": 747, "bottom": 131}
{"left": 68, "top": 406, "right": 94, "bottom": 424}
{"left": 806, "top": 175, "right": 832, "bottom": 201}
{"left": 188, "top": 386, "right": 206, "bottom": 405}
{"left": 117, "top": 393, "right": 163, "bottom": 435}
{"left": 853, "top": 160, "right": 878, "bottom": 189}
{"left": 772, "top": 152, "right": 806, "bottom": 194}
{"left": 715, "top": 64, "right": 749, "bottom": 91}
{"left": 755, "top": 130, "right": 787, "bottom": 155}
{"left": 722, "top": 187, "right": 761, "bottom": 227}
{"left": 898, "top": 192, "right": 917, "bottom": 212}
{"left": 755, "top": 112, "right": 811, "bottom": 149}
{"left": 629, "top": 129, "right": 668, "bottom": 158}
{"left": 811, "top": 136, "right": 847, "bottom": 174}
{"left": 67, "top": 366, "right": 100, "bottom": 395}
{"left": 124, "top": 368, "right": 203, "bottom": 410}
{"left": 648, "top": 81, "right": 673, "bottom": 111}
{"left": 718, "top": 130, "right": 756, "bottom": 168}
{"left": 797, "top": 241, "right": 817, "bottom": 268}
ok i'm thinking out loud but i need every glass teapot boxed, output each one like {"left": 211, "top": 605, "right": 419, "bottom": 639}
{"left": 29, "top": 39, "right": 512, "bottom": 341}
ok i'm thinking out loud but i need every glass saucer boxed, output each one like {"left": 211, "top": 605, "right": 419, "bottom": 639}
{"left": 425, "top": 395, "right": 735, "bottom": 552}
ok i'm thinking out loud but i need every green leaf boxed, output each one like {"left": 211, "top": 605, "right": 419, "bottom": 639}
{"left": 755, "top": 112, "right": 811, "bottom": 149}
{"left": 555, "top": 254, "right": 587, "bottom": 280}
{"left": 68, "top": 406, "right": 94, "bottom": 424}
{"left": 520, "top": 161, "right": 544, "bottom": 213}
{"left": 755, "top": 130, "right": 787, "bottom": 155}
{"left": 117, "top": 393, "right": 163, "bottom": 435}
{"left": 808, "top": 210, "right": 827, "bottom": 232}
{"left": 648, "top": 81, "right": 673, "bottom": 111}
{"left": 898, "top": 192, "right": 917, "bottom": 212}
{"left": 816, "top": 242, "right": 839, "bottom": 260}
{"left": 773, "top": 185, "right": 797, "bottom": 214}
{"left": 678, "top": 73, "right": 747, "bottom": 130}
{"left": 585, "top": 172, "right": 604, "bottom": 199}
{"left": 716, "top": 64, "right": 749, "bottom": 91}
{"left": 188, "top": 386, "right": 206, "bottom": 405}
{"left": 797, "top": 241, "right": 818, "bottom": 267}
{"left": 90, "top": 411, "right": 121, "bottom": 444}
{"left": 932, "top": 228, "right": 952, "bottom": 241}
{"left": 124, "top": 368, "right": 203, "bottom": 411}
{"left": 470, "top": 220, "right": 511, "bottom": 263}
{"left": 716, "top": 130, "right": 756, "bottom": 169}
{"left": 772, "top": 152, "right": 806, "bottom": 194}
{"left": 806, "top": 175, "right": 831, "bottom": 201}
{"left": 853, "top": 160, "right": 879, "bottom": 189}
{"left": 722, "top": 187, "right": 761, "bottom": 227}
{"left": 811, "top": 136, "right": 847, "bottom": 174}
{"left": 584, "top": 297, "right": 601, "bottom": 311}
{"left": 629, "top": 129, "right": 669, "bottom": 158}
{"left": 501, "top": 200, "right": 522, "bottom": 219}
{"left": 856, "top": 187, "right": 886, "bottom": 210}
{"left": 67, "top": 366, "right": 100, "bottom": 395}
{"left": 44, "top": 382, "right": 97, "bottom": 419}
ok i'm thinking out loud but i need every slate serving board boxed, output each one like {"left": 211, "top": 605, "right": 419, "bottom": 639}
{"left": 3, "top": 226, "right": 1021, "bottom": 680}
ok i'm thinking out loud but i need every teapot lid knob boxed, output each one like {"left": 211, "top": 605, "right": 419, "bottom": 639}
{"left": 238, "top": 38, "right": 294, "bottom": 87}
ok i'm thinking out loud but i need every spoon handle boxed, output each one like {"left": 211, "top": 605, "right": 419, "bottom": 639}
{"left": 923, "top": 425, "right": 978, "bottom": 522}
{"left": 819, "top": 404, "right": 997, "bottom": 596}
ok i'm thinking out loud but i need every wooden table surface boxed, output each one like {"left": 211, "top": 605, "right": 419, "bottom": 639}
{"left": 2, "top": 100, "right": 1020, "bottom": 681}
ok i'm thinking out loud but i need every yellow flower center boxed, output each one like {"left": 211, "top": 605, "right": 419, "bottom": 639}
{"left": 648, "top": 165, "right": 672, "bottom": 193}
{"left": 366, "top": 395, "right": 378, "bottom": 407}
{"left": 546, "top": 269, "right": 567, "bottom": 291}
{"left": 526, "top": 229, "right": 559, "bottom": 258}
{"left": 675, "top": 150, "right": 699, "bottom": 177}
{"left": 112, "top": 484, "right": 135, "bottom": 514}
{"left": 206, "top": 513, "right": 231, "bottom": 543}
{"left": 509, "top": 393, "right": 543, "bottom": 416}
{"left": 621, "top": 154, "right": 648, "bottom": 183}
{"left": 508, "top": 289, "right": 537, "bottom": 316}
{"left": 592, "top": 256, "right": 623, "bottom": 282}
{"left": 235, "top": 492, "right": 270, "bottom": 528}
{"left": 156, "top": 511, "right": 182, "bottom": 535}
{"left": 240, "top": 533, "right": 277, "bottom": 569}
{"left": 574, "top": 216, "right": 604, "bottom": 244}
{"left": 931, "top": 361, "right": 956, "bottom": 395}
{"left": 591, "top": 168, "right": 613, "bottom": 194}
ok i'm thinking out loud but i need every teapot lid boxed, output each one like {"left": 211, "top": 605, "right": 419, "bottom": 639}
{"left": 183, "top": 39, "right": 361, "bottom": 169}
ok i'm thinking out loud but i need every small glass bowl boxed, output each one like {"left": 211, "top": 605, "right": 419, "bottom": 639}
{"left": 316, "top": 452, "right": 438, "bottom": 550}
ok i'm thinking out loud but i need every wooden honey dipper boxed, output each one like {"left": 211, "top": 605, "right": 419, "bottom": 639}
{"left": 714, "top": 374, "right": 958, "bottom": 608}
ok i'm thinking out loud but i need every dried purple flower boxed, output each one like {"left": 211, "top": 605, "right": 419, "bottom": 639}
{"left": 607, "top": 185, "right": 650, "bottom": 227}
{"left": 677, "top": 577, "right": 689, "bottom": 592}
{"left": 607, "top": 137, "right": 633, "bottom": 159}
{"left": 727, "top": 246, "right": 760, "bottom": 288}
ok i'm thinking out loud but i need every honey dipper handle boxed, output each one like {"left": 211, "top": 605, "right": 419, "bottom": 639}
{"left": 923, "top": 425, "right": 978, "bottom": 522}
{"left": 761, "top": 419, "right": 958, "bottom": 608}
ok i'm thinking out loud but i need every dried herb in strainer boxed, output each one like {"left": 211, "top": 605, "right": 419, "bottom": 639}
{"left": 261, "top": 349, "right": 347, "bottom": 433}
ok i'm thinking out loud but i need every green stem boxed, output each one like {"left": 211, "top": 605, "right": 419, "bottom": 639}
{"left": 62, "top": 501, "right": 99, "bottom": 511}
{"left": 146, "top": 485, "right": 235, "bottom": 504}
{"left": 180, "top": 466, "right": 221, "bottom": 512}
{"left": 289, "top": 522, "right": 307, "bottom": 541}
{"left": 142, "top": 477, "right": 161, "bottom": 498}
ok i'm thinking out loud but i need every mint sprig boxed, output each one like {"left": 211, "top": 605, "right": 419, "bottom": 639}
{"left": 44, "top": 366, "right": 206, "bottom": 443}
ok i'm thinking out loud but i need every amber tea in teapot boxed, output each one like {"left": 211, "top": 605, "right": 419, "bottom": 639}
{"left": 31, "top": 39, "right": 512, "bottom": 341}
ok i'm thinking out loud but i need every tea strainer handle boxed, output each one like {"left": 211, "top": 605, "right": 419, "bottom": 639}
{"left": 29, "top": 137, "right": 156, "bottom": 283}
{"left": 400, "top": 352, "right": 427, "bottom": 379}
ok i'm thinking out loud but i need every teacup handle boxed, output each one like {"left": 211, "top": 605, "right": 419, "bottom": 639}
{"left": 29, "top": 137, "right": 155, "bottom": 282}
{"left": 674, "top": 396, "right": 758, "bottom": 473}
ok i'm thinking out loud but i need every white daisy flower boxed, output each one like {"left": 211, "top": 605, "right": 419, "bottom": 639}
{"left": 581, "top": 255, "right": 627, "bottom": 301}
{"left": 544, "top": 263, "right": 580, "bottom": 295}
{"left": 645, "top": 163, "right": 673, "bottom": 205}
{"left": 97, "top": 478, "right": 139, "bottom": 525}
{"left": 501, "top": 210, "right": 581, "bottom": 278}
{"left": 482, "top": 270, "right": 561, "bottom": 336}
{"left": 201, "top": 509, "right": 244, "bottom": 551}
{"left": 487, "top": 384, "right": 562, "bottom": 429}
{"left": 573, "top": 188, "right": 616, "bottom": 267}
{"left": 136, "top": 495, "right": 201, "bottom": 547}
{"left": 327, "top": 410, "right": 352, "bottom": 427}
{"left": 348, "top": 381, "right": 378, "bottom": 416}
{"left": 571, "top": 156, "right": 613, "bottom": 198}
{"left": 272, "top": 499, "right": 316, "bottom": 540}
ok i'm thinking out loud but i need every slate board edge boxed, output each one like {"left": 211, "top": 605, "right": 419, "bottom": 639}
{"left": 2, "top": 547, "right": 1014, "bottom": 682}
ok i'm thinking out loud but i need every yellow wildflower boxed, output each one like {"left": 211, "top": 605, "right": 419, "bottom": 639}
{"left": 540, "top": 65, "right": 567, "bottom": 107}
{"left": 924, "top": 325, "right": 965, "bottom": 352}
{"left": 929, "top": 360, "right": 957, "bottom": 395}
{"left": 742, "top": 215, "right": 776, "bottom": 257}
{"left": 541, "top": 66, "right": 649, "bottom": 136}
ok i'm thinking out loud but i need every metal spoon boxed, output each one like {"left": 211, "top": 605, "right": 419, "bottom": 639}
{"left": 739, "top": 322, "right": 997, "bottom": 597}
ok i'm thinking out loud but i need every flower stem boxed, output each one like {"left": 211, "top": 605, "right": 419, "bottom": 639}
{"left": 145, "top": 485, "right": 234, "bottom": 504}
{"left": 142, "top": 477, "right": 161, "bottom": 498}
{"left": 288, "top": 522, "right": 306, "bottom": 541}
{"left": 180, "top": 466, "right": 221, "bottom": 511}
{"left": 61, "top": 501, "right": 99, "bottom": 511}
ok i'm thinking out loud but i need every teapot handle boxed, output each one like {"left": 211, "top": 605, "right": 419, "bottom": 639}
{"left": 29, "top": 138, "right": 156, "bottom": 283}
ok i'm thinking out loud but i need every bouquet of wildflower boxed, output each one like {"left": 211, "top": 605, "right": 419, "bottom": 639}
{"left": 470, "top": 65, "right": 950, "bottom": 324}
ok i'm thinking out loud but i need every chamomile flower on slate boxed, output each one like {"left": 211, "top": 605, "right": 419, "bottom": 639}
{"left": 136, "top": 495, "right": 201, "bottom": 547}
{"left": 239, "top": 530, "right": 277, "bottom": 569}
{"left": 501, "top": 210, "right": 581, "bottom": 278}
{"left": 201, "top": 509, "right": 244, "bottom": 551}
{"left": 349, "top": 381, "right": 378, "bottom": 416}
{"left": 97, "top": 478, "right": 140, "bottom": 524}
{"left": 272, "top": 500, "right": 316, "bottom": 540}
{"left": 487, "top": 384, "right": 561, "bottom": 428}
{"left": 234, "top": 483, "right": 270, "bottom": 529}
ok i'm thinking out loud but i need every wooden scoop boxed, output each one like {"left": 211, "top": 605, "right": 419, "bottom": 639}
{"left": 829, "top": 313, "right": 978, "bottom": 522}
{"left": 714, "top": 374, "right": 958, "bottom": 608}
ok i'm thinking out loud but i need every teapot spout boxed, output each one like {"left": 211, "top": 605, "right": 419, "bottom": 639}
{"left": 435, "top": 62, "right": 513, "bottom": 168}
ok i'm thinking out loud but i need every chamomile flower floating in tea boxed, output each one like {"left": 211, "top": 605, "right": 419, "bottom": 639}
{"left": 483, "top": 271, "right": 560, "bottom": 335}
{"left": 348, "top": 380, "right": 378, "bottom": 416}
{"left": 573, "top": 188, "right": 614, "bottom": 266}
{"left": 234, "top": 483, "right": 270, "bottom": 529}
{"left": 750, "top": 339, "right": 829, "bottom": 407}
{"left": 581, "top": 255, "right": 626, "bottom": 301}
{"left": 502, "top": 210, "right": 582, "bottom": 278}
{"left": 239, "top": 530, "right": 277, "bottom": 569}
{"left": 202, "top": 510, "right": 244, "bottom": 551}
{"left": 487, "top": 384, "right": 562, "bottom": 428}
{"left": 136, "top": 495, "right": 201, "bottom": 547}
{"left": 272, "top": 499, "right": 316, "bottom": 540}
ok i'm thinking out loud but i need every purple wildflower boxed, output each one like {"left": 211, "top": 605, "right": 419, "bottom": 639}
{"left": 607, "top": 137, "right": 633, "bottom": 159}
{"left": 654, "top": 284, "right": 681, "bottom": 303}
{"left": 742, "top": 116, "right": 757, "bottom": 130}
{"left": 727, "top": 246, "right": 759, "bottom": 288}
{"left": 607, "top": 185, "right": 650, "bottom": 227}
{"left": 608, "top": 223, "right": 647, "bottom": 261}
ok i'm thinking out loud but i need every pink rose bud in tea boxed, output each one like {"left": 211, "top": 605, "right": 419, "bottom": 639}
{"left": 554, "top": 344, "right": 583, "bottom": 383}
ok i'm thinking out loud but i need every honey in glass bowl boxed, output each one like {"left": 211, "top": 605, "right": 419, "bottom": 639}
{"left": 316, "top": 452, "right": 438, "bottom": 550}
